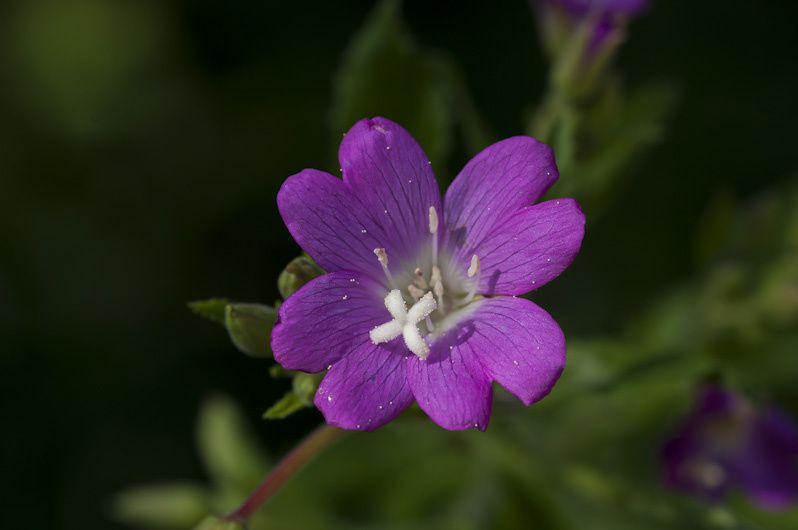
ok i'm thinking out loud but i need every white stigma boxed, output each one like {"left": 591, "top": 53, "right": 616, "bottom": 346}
{"left": 370, "top": 290, "right": 437, "bottom": 359}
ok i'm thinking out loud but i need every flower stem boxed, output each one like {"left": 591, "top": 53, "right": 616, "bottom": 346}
{"left": 224, "top": 424, "right": 345, "bottom": 523}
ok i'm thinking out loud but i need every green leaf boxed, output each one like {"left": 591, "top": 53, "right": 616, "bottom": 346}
{"left": 277, "top": 256, "right": 324, "bottom": 299}
{"left": 188, "top": 298, "right": 230, "bottom": 325}
{"left": 196, "top": 394, "right": 269, "bottom": 493}
{"left": 110, "top": 482, "right": 209, "bottom": 528}
{"left": 193, "top": 515, "right": 245, "bottom": 530}
{"left": 224, "top": 303, "right": 277, "bottom": 358}
{"left": 330, "top": 0, "right": 452, "bottom": 168}
{"left": 263, "top": 392, "right": 306, "bottom": 420}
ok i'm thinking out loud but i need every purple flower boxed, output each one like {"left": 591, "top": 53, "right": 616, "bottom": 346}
{"left": 663, "top": 386, "right": 798, "bottom": 510}
{"left": 271, "top": 117, "right": 585, "bottom": 431}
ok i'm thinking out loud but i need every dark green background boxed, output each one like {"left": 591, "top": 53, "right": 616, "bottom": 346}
{"left": 1, "top": 1, "right": 796, "bottom": 528}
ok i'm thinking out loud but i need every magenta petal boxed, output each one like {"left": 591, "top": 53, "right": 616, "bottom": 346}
{"left": 471, "top": 297, "right": 566, "bottom": 405}
{"left": 271, "top": 272, "right": 385, "bottom": 373}
{"left": 339, "top": 117, "right": 443, "bottom": 270}
{"left": 471, "top": 199, "right": 585, "bottom": 295}
{"left": 444, "top": 137, "right": 558, "bottom": 256}
{"left": 278, "top": 169, "right": 392, "bottom": 279}
{"left": 406, "top": 325, "right": 493, "bottom": 431}
{"left": 315, "top": 340, "right": 413, "bottom": 431}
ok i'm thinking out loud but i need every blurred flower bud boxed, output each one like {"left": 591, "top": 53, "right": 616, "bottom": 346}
{"left": 533, "top": 0, "right": 648, "bottom": 93}
{"left": 663, "top": 385, "right": 798, "bottom": 510}
{"left": 224, "top": 303, "right": 277, "bottom": 358}
{"left": 278, "top": 256, "right": 324, "bottom": 299}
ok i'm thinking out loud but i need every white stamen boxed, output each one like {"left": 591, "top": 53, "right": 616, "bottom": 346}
{"left": 373, "top": 248, "right": 393, "bottom": 284}
{"left": 370, "top": 291, "right": 437, "bottom": 359}
{"left": 428, "top": 206, "right": 439, "bottom": 234}
{"left": 467, "top": 254, "right": 480, "bottom": 278}
{"left": 463, "top": 254, "right": 481, "bottom": 304}
{"left": 407, "top": 284, "right": 425, "bottom": 301}
{"left": 413, "top": 267, "right": 428, "bottom": 289}
{"left": 429, "top": 205, "right": 439, "bottom": 267}
{"left": 431, "top": 265, "right": 445, "bottom": 314}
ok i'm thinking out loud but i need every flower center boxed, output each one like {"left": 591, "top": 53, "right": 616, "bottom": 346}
{"left": 369, "top": 206, "right": 481, "bottom": 359}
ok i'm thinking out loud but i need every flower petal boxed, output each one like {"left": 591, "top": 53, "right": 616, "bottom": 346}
{"left": 315, "top": 340, "right": 413, "bottom": 431}
{"left": 467, "top": 296, "right": 566, "bottom": 405}
{"left": 278, "top": 169, "right": 393, "bottom": 280}
{"left": 467, "top": 199, "right": 585, "bottom": 295}
{"left": 444, "top": 136, "right": 558, "bottom": 257}
{"left": 339, "top": 117, "right": 443, "bottom": 272}
{"left": 271, "top": 271, "right": 385, "bottom": 373}
{"left": 733, "top": 409, "right": 798, "bottom": 509}
{"left": 406, "top": 321, "right": 493, "bottom": 431}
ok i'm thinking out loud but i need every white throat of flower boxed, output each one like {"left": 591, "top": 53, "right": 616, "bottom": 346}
{"left": 369, "top": 206, "right": 481, "bottom": 360}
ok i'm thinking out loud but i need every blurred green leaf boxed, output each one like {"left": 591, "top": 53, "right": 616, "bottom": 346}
{"left": 111, "top": 483, "right": 209, "bottom": 529}
{"left": 193, "top": 516, "right": 244, "bottom": 530}
{"left": 225, "top": 303, "right": 277, "bottom": 358}
{"left": 278, "top": 256, "right": 324, "bottom": 299}
{"left": 693, "top": 191, "right": 736, "bottom": 268}
{"left": 197, "top": 394, "right": 269, "bottom": 493}
{"left": 330, "top": 0, "right": 452, "bottom": 167}
{"left": 188, "top": 299, "right": 230, "bottom": 326}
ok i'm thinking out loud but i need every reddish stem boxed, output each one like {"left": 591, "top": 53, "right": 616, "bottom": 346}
{"left": 225, "top": 424, "right": 345, "bottom": 523}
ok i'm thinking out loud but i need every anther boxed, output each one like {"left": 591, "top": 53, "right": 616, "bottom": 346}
{"left": 467, "top": 254, "right": 480, "bottom": 278}
{"left": 413, "top": 267, "right": 428, "bottom": 289}
{"left": 428, "top": 206, "right": 439, "bottom": 234}
{"left": 373, "top": 248, "right": 393, "bottom": 284}
{"left": 429, "top": 206, "right": 439, "bottom": 267}
{"left": 463, "top": 254, "right": 481, "bottom": 304}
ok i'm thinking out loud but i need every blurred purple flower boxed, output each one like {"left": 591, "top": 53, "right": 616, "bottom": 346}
{"left": 272, "top": 117, "right": 585, "bottom": 431}
{"left": 663, "top": 386, "right": 798, "bottom": 510}
{"left": 537, "top": 0, "right": 649, "bottom": 54}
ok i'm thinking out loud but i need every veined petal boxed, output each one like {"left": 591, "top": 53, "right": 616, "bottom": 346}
{"left": 444, "top": 136, "right": 558, "bottom": 257}
{"left": 467, "top": 297, "right": 566, "bottom": 405}
{"left": 278, "top": 169, "right": 394, "bottom": 280}
{"left": 315, "top": 340, "right": 413, "bottom": 431}
{"left": 466, "top": 199, "right": 585, "bottom": 295}
{"left": 271, "top": 272, "right": 385, "bottom": 373}
{"left": 406, "top": 322, "right": 493, "bottom": 431}
{"left": 339, "top": 117, "right": 443, "bottom": 272}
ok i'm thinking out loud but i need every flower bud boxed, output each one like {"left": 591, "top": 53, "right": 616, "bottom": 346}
{"left": 225, "top": 303, "right": 277, "bottom": 358}
{"left": 278, "top": 256, "right": 324, "bottom": 299}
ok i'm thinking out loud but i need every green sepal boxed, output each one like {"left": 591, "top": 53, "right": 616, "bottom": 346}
{"left": 225, "top": 303, "right": 277, "bottom": 358}
{"left": 263, "top": 392, "right": 306, "bottom": 420}
{"left": 188, "top": 298, "right": 231, "bottom": 325}
{"left": 278, "top": 255, "right": 325, "bottom": 299}
{"left": 263, "top": 372, "right": 323, "bottom": 419}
